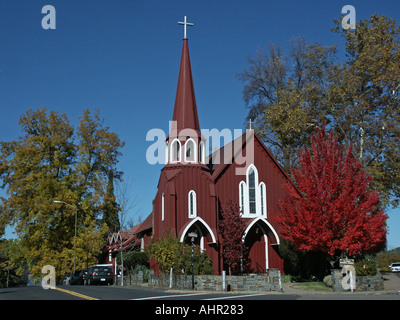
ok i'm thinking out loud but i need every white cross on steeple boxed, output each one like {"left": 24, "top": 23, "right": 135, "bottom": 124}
{"left": 178, "top": 16, "right": 194, "bottom": 39}
{"left": 248, "top": 119, "right": 254, "bottom": 130}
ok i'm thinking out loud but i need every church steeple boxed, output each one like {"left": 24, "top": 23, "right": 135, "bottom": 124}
{"left": 171, "top": 38, "right": 200, "bottom": 134}
{"left": 166, "top": 17, "right": 205, "bottom": 165}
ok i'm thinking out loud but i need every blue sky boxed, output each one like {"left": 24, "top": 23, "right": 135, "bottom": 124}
{"left": 1, "top": 0, "right": 400, "bottom": 249}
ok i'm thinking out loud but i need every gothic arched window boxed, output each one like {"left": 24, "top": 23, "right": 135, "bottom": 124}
{"left": 259, "top": 182, "right": 267, "bottom": 216}
{"left": 188, "top": 190, "right": 197, "bottom": 218}
{"left": 239, "top": 164, "right": 267, "bottom": 217}
{"left": 239, "top": 181, "right": 246, "bottom": 214}
{"left": 170, "top": 139, "right": 181, "bottom": 163}
{"left": 185, "top": 139, "right": 196, "bottom": 163}
{"left": 248, "top": 167, "right": 257, "bottom": 214}
{"left": 199, "top": 141, "right": 205, "bottom": 164}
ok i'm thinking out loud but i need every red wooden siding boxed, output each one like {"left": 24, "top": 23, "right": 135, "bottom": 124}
{"left": 213, "top": 133, "right": 287, "bottom": 274}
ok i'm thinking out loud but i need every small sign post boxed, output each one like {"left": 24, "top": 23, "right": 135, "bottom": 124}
{"left": 339, "top": 258, "right": 354, "bottom": 267}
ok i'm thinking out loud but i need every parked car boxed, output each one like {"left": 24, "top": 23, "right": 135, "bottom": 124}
{"left": 78, "top": 269, "right": 88, "bottom": 285}
{"left": 389, "top": 262, "right": 400, "bottom": 272}
{"left": 85, "top": 265, "right": 114, "bottom": 285}
{"left": 69, "top": 270, "right": 82, "bottom": 285}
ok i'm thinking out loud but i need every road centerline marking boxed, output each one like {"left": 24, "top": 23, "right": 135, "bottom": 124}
{"left": 54, "top": 287, "right": 99, "bottom": 300}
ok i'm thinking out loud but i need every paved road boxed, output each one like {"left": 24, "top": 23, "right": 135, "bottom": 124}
{"left": 1, "top": 284, "right": 399, "bottom": 319}
{"left": 0, "top": 284, "right": 399, "bottom": 300}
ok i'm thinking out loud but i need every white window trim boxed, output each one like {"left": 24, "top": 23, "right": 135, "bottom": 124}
{"left": 240, "top": 164, "right": 267, "bottom": 218}
{"left": 165, "top": 141, "right": 169, "bottom": 165}
{"left": 161, "top": 193, "right": 165, "bottom": 221}
{"left": 199, "top": 141, "right": 205, "bottom": 164}
{"left": 242, "top": 217, "right": 280, "bottom": 245}
{"left": 239, "top": 181, "right": 246, "bottom": 215}
{"left": 188, "top": 190, "right": 197, "bottom": 218}
{"left": 141, "top": 237, "right": 145, "bottom": 252}
{"left": 248, "top": 165, "right": 258, "bottom": 215}
{"left": 184, "top": 138, "right": 197, "bottom": 163}
{"left": 179, "top": 216, "right": 217, "bottom": 244}
{"left": 259, "top": 182, "right": 267, "bottom": 217}
{"left": 170, "top": 138, "right": 181, "bottom": 163}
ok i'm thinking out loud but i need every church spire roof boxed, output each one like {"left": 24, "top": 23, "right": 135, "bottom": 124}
{"left": 171, "top": 38, "right": 200, "bottom": 134}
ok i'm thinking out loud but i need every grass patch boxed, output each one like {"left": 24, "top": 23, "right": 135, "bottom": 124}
{"left": 290, "top": 281, "right": 332, "bottom": 292}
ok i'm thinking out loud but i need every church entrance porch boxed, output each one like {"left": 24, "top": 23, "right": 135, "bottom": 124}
{"left": 245, "top": 224, "right": 268, "bottom": 273}
{"left": 243, "top": 217, "right": 281, "bottom": 273}
{"left": 179, "top": 217, "right": 219, "bottom": 272}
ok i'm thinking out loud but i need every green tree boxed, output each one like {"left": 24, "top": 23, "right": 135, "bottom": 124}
{"left": 238, "top": 36, "right": 336, "bottom": 170}
{"left": 147, "top": 232, "right": 213, "bottom": 275}
{"left": 238, "top": 14, "right": 400, "bottom": 208}
{"left": 102, "top": 172, "right": 120, "bottom": 233}
{"left": 329, "top": 14, "right": 400, "bottom": 207}
{"left": 0, "top": 108, "right": 124, "bottom": 281}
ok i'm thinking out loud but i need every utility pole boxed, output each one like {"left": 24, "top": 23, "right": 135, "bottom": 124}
{"left": 119, "top": 230, "right": 124, "bottom": 286}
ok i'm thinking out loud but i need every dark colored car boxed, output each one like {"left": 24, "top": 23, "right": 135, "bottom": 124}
{"left": 78, "top": 268, "right": 88, "bottom": 285}
{"left": 69, "top": 270, "right": 81, "bottom": 285}
{"left": 86, "top": 266, "right": 114, "bottom": 285}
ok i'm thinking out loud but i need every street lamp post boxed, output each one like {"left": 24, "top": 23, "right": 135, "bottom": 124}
{"left": 54, "top": 200, "right": 77, "bottom": 276}
{"left": 188, "top": 232, "right": 198, "bottom": 290}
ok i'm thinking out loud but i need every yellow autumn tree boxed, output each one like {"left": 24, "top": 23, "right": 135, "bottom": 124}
{"left": 0, "top": 108, "right": 124, "bottom": 282}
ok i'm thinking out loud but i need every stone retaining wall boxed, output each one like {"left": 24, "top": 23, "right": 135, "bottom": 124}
{"left": 116, "top": 269, "right": 282, "bottom": 292}
{"left": 147, "top": 269, "right": 282, "bottom": 292}
{"left": 331, "top": 269, "right": 384, "bottom": 292}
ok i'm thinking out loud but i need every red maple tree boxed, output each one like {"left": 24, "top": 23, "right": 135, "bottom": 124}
{"left": 274, "top": 125, "right": 387, "bottom": 258}
{"left": 219, "top": 200, "right": 250, "bottom": 274}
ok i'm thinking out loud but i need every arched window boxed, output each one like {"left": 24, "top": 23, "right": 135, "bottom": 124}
{"left": 161, "top": 193, "right": 165, "bottom": 221}
{"left": 185, "top": 139, "right": 196, "bottom": 163}
{"left": 248, "top": 167, "right": 257, "bottom": 214}
{"left": 240, "top": 164, "right": 267, "bottom": 218}
{"left": 239, "top": 181, "right": 246, "bottom": 214}
{"left": 188, "top": 190, "right": 197, "bottom": 218}
{"left": 199, "top": 141, "right": 205, "bottom": 164}
{"left": 170, "top": 139, "right": 181, "bottom": 163}
{"left": 259, "top": 182, "right": 267, "bottom": 216}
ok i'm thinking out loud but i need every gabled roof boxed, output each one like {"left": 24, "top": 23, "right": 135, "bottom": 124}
{"left": 107, "top": 213, "right": 153, "bottom": 252}
{"left": 136, "top": 212, "right": 153, "bottom": 235}
{"left": 207, "top": 130, "right": 299, "bottom": 193}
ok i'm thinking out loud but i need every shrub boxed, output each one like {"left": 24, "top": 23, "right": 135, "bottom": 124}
{"left": 116, "top": 251, "right": 149, "bottom": 272}
{"left": 323, "top": 275, "right": 333, "bottom": 287}
{"left": 281, "top": 275, "right": 293, "bottom": 283}
{"left": 354, "top": 256, "right": 377, "bottom": 276}
{"left": 132, "top": 264, "right": 150, "bottom": 282}
{"left": 147, "top": 231, "right": 214, "bottom": 275}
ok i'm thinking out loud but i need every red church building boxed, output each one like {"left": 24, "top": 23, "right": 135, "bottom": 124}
{"left": 108, "top": 25, "right": 295, "bottom": 275}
